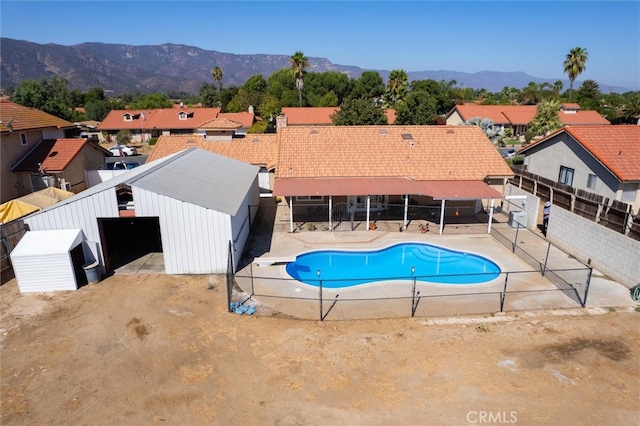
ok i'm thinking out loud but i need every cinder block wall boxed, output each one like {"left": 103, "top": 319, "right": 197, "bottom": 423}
{"left": 547, "top": 206, "right": 640, "bottom": 288}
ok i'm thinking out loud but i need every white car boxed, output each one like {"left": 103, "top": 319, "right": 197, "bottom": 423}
{"left": 109, "top": 145, "right": 138, "bottom": 156}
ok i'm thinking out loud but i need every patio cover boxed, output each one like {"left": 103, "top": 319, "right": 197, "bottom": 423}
{"left": 273, "top": 178, "right": 503, "bottom": 200}
{"left": 0, "top": 200, "right": 40, "bottom": 224}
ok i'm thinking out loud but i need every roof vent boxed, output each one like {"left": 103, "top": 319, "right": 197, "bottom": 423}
{"left": 446, "top": 129, "right": 455, "bottom": 134}
{"left": 379, "top": 129, "right": 388, "bottom": 135}
{"left": 310, "top": 129, "right": 319, "bottom": 135}
{"left": 252, "top": 138, "right": 261, "bottom": 143}
{"left": 186, "top": 138, "right": 196, "bottom": 144}
{"left": 401, "top": 133, "right": 413, "bottom": 140}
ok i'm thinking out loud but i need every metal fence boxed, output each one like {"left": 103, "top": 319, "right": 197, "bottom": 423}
{"left": 226, "top": 205, "right": 593, "bottom": 321}
{"left": 228, "top": 267, "right": 592, "bottom": 321}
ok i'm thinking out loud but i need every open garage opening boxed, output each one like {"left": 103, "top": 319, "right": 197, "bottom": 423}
{"left": 98, "top": 217, "right": 163, "bottom": 273}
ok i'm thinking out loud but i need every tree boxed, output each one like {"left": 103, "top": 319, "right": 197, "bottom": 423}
{"left": 384, "top": 69, "right": 408, "bottom": 106}
{"left": 289, "top": 51, "right": 309, "bottom": 107}
{"left": 461, "top": 117, "right": 504, "bottom": 143}
{"left": 394, "top": 91, "right": 439, "bottom": 125}
{"left": 575, "top": 79, "right": 602, "bottom": 111}
{"left": 211, "top": 66, "right": 223, "bottom": 106}
{"left": 199, "top": 82, "right": 218, "bottom": 107}
{"left": 348, "top": 71, "right": 385, "bottom": 101}
{"left": 331, "top": 98, "right": 387, "bottom": 125}
{"left": 527, "top": 100, "right": 563, "bottom": 137}
{"left": 618, "top": 94, "right": 640, "bottom": 124}
{"left": 563, "top": 47, "right": 588, "bottom": 101}
{"left": 130, "top": 93, "right": 172, "bottom": 109}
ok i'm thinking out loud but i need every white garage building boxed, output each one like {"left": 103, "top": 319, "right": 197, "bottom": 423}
{"left": 23, "top": 148, "right": 260, "bottom": 275}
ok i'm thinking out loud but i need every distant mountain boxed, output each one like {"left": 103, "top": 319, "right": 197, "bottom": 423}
{"left": 0, "top": 38, "right": 630, "bottom": 95}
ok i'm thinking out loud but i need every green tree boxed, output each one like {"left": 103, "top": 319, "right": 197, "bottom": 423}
{"left": 528, "top": 100, "right": 563, "bottom": 137}
{"left": 304, "top": 71, "right": 350, "bottom": 106}
{"left": 266, "top": 68, "right": 297, "bottom": 102}
{"left": 290, "top": 51, "right": 309, "bottom": 107}
{"left": 348, "top": 71, "right": 385, "bottom": 101}
{"left": 575, "top": 79, "right": 602, "bottom": 110}
{"left": 384, "top": 69, "right": 409, "bottom": 106}
{"left": 199, "top": 82, "right": 218, "bottom": 107}
{"left": 12, "top": 79, "right": 48, "bottom": 110}
{"left": 394, "top": 91, "right": 439, "bottom": 125}
{"left": 618, "top": 94, "right": 640, "bottom": 124}
{"left": 84, "top": 99, "right": 115, "bottom": 121}
{"left": 563, "top": 47, "right": 588, "bottom": 101}
{"left": 130, "top": 93, "right": 172, "bottom": 109}
{"left": 116, "top": 129, "right": 132, "bottom": 145}
{"left": 211, "top": 66, "right": 223, "bottom": 106}
{"left": 331, "top": 98, "right": 387, "bottom": 125}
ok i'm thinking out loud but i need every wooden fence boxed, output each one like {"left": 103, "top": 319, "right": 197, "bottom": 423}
{"left": 510, "top": 168, "right": 639, "bottom": 241}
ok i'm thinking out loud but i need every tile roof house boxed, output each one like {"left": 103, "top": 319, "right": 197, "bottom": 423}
{"left": 446, "top": 103, "right": 610, "bottom": 137}
{"left": 273, "top": 125, "right": 513, "bottom": 233}
{"left": 277, "top": 107, "right": 396, "bottom": 130}
{"left": 147, "top": 133, "right": 278, "bottom": 193}
{"left": 12, "top": 138, "right": 111, "bottom": 195}
{"left": 518, "top": 125, "right": 640, "bottom": 213}
{"left": 1, "top": 100, "right": 76, "bottom": 203}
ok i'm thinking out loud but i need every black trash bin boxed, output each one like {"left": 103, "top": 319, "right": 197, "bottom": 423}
{"left": 82, "top": 261, "right": 101, "bottom": 284}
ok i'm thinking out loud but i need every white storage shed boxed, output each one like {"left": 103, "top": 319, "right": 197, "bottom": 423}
{"left": 10, "top": 229, "right": 88, "bottom": 292}
{"left": 23, "top": 148, "right": 260, "bottom": 275}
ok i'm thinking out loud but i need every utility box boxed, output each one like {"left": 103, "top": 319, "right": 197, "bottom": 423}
{"left": 508, "top": 211, "right": 527, "bottom": 229}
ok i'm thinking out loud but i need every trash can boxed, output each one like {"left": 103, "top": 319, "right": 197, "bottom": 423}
{"left": 82, "top": 261, "right": 101, "bottom": 284}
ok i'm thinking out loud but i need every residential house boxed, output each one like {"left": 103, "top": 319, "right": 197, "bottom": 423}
{"left": 272, "top": 125, "right": 513, "bottom": 233}
{"left": 446, "top": 103, "right": 610, "bottom": 136}
{"left": 518, "top": 125, "right": 640, "bottom": 213}
{"left": 1, "top": 100, "right": 76, "bottom": 202}
{"left": 277, "top": 107, "right": 396, "bottom": 130}
{"left": 12, "top": 138, "right": 112, "bottom": 195}
{"left": 97, "top": 106, "right": 256, "bottom": 143}
{"left": 147, "top": 133, "right": 278, "bottom": 193}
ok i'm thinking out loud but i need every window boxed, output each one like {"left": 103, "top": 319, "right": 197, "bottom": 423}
{"left": 295, "top": 195, "right": 323, "bottom": 201}
{"left": 20, "top": 133, "right": 28, "bottom": 145}
{"left": 587, "top": 174, "right": 597, "bottom": 189}
{"left": 558, "top": 166, "right": 574, "bottom": 186}
{"left": 124, "top": 114, "right": 133, "bottom": 122}
{"left": 621, "top": 183, "right": 638, "bottom": 202}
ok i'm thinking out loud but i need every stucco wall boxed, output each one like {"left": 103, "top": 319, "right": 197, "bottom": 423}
{"left": 524, "top": 134, "right": 619, "bottom": 201}
{"left": 547, "top": 206, "right": 640, "bottom": 288}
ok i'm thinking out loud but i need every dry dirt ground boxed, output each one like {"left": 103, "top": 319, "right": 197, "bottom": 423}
{"left": 1, "top": 273, "right": 638, "bottom": 425}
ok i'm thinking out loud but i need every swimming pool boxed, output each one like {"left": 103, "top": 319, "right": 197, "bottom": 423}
{"left": 285, "top": 243, "right": 501, "bottom": 287}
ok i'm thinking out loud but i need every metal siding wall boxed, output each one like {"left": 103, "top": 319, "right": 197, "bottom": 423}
{"left": 230, "top": 178, "right": 260, "bottom": 269}
{"left": 133, "top": 187, "right": 231, "bottom": 274}
{"left": 24, "top": 189, "right": 119, "bottom": 269}
{"left": 12, "top": 253, "right": 76, "bottom": 292}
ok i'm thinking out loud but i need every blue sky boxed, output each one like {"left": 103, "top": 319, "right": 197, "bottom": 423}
{"left": 2, "top": 1, "right": 639, "bottom": 89}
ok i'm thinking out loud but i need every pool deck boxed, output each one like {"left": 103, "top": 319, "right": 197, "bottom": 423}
{"left": 236, "top": 218, "right": 635, "bottom": 318}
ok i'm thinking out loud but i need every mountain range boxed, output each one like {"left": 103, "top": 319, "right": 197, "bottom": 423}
{"left": 0, "top": 38, "right": 630, "bottom": 96}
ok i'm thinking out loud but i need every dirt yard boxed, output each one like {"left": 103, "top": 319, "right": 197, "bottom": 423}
{"left": 1, "top": 273, "right": 638, "bottom": 425}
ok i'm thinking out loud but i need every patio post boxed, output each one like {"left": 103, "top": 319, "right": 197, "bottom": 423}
{"left": 403, "top": 195, "right": 409, "bottom": 230}
{"left": 289, "top": 196, "right": 294, "bottom": 233}
{"left": 329, "top": 196, "right": 333, "bottom": 231}
{"left": 439, "top": 199, "right": 446, "bottom": 235}
{"left": 487, "top": 198, "right": 495, "bottom": 234}
{"left": 366, "top": 195, "right": 371, "bottom": 230}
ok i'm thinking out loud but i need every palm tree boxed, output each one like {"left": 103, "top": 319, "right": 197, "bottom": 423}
{"left": 385, "top": 69, "right": 408, "bottom": 106}
{"left": 211, "top": 66, "right": 223, "bottom": 107}
{"left": 563, "top": 47, "right": 588, "bottom": 101}
{"left": 289, "top": 51, "right": 308, "bottom": 107}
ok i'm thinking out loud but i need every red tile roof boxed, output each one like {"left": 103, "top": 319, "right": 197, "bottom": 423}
{"left": 147, "top": 134, "right": 278, "bottom": 169}
{"left": 217, "top": 112, "right": 255, "bottom": 128}
{"left": 449, "top": 103, "right": 610, "bottom": 126}
{"left": 199, "top": 118, "right": 243, "bottom": 130}
{"left": 281, "top": 107, "right": 338, "bottom": 125}
{"left": 97, "top": 107, "right": 221, "bottom": 131}
{"left": 0, "top": 100, "right": 75, "bottom": 132}
{"left": 276, "top": 125, "right": 513, "bottom": 181}
{"left": 11, "top": 138, "right": 108, "bottom": 173}
{"left": 521, "top": 125, "right": 640, "bottom": 181}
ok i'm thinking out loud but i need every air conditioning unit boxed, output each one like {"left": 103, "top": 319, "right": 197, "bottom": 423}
{"left": 61, "top": 182, "right": 71, "bottom": 191}
{"left": 508, "top": 211, "right": 527, "bottom": 229}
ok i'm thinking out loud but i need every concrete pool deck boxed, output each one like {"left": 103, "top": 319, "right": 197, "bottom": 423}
{"left": 236, "top": 220, "right": 635, "bottom": 319}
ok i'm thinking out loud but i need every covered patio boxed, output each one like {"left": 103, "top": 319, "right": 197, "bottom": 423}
{"left": 273, "top": 177, "right": 505, "bottom": 234}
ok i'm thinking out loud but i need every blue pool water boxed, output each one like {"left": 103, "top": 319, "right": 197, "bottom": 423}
{"left": 285, "top": 243, "right": 501, "bottom": 287}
